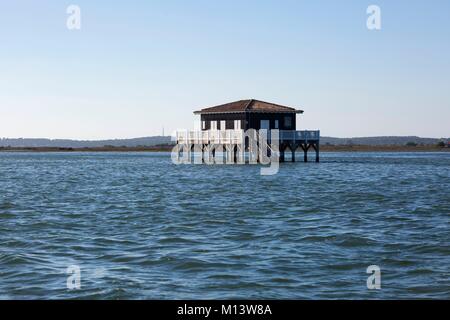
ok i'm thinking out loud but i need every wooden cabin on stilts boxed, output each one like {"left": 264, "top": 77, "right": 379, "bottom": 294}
{"left": 175, "top": 99, "right": 320, "bottom": 164}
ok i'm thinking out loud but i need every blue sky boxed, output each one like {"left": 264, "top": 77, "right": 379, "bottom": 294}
{"left": 1, "top": 0, "right": 449, "bottom": 139}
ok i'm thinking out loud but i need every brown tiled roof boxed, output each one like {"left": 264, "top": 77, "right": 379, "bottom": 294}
{"left": 194, "top": 99, "right": 303, "bottom": 114}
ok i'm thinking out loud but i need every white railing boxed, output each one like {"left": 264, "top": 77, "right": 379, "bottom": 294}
{"left": 176, "top": 130, "right": 320, "bottom": 144}
{"left": 176, "top": 130, "right": 245, "bottom": 145}
{"left": 280, "top": 130, "right": 320, "bottom": 140}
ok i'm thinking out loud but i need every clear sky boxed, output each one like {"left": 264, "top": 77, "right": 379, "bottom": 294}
{"left": 1, "top": 0, "right": 449, "bottom": 139}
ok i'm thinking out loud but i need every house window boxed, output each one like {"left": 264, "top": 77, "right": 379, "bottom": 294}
{"left": 202, "top": 121, "right": 206, "bottom": 130}
{"left": 220, "top": 120, "right": 226, "bottom": 130}
{"left": 284, "top": 116, "right": 292, "bottom": 129}
{"left": 234, "top": 120, "right": 241, "bottom": 130}
{"left": 260, "top": 120, "right": 270, "bottom": 130}
{"left": 211, "top": 121, "right": 217, "bottom": 130}
{"left": 274, "top": 120, "right": 279, "bottom": 129}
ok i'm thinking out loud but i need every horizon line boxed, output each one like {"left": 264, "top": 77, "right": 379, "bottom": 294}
{"left": 1, "top": 134, "right": 449, "bottom": 141}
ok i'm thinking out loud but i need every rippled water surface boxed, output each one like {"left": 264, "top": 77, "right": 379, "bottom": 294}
{"left": 0, "top": 152, "right": 449, "bottom": 299}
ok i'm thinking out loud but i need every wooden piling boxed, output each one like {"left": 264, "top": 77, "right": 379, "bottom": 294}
{"left": 315, "top": 144, "right": 320, "bottom": 163}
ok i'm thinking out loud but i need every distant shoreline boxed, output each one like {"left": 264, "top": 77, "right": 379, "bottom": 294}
{"left": 1, "top": 145, "right": 449, "bottom": 153}
{"left": 0, "top": 146, "right": 172, "bottom": 153}
{"left": 321, "top": 145, "right": 450, "bottom": 152}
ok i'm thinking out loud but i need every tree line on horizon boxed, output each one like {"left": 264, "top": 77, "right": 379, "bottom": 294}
{"left": 0, "top": 136, "right": 448, "bottom": 148}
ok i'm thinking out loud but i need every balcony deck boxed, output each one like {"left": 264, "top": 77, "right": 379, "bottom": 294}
{"left": 174, "top": 130, "right": 320, "bottom": 163}
{"left": 176, "top": 130, "right": 320, "bottom": 145}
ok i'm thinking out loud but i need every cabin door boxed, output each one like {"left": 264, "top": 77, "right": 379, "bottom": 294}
{"left": 260, "top": 120, "right": 270, "bottom": 130}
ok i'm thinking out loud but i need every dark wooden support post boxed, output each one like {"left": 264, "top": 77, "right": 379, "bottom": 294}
{"left": 201, "top": 144, "right": 205, "bottom": 163}
{"left": 280, "top": 149, "right": 285, "bottom": 162}
{"left": 300, "top": 144, "right": 305, "bottom": 162}
{"left": 315, "top": 143, "right": 320, "bottom": 163}
{"left": 292, "top": 148, "right": 295, "bottom": 162}
{"left": 301, "top": 143, "right": 311, "bottom": 162}
{"left": 311, "top": 143, "right": 319, "bottom": 163}
{"left": 305, "top": 144, "right": 308, "bottom": 162}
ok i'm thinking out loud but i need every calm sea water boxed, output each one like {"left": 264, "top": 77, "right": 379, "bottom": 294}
{"left": 0, "top": 152, "right": 449, "bottom": 299}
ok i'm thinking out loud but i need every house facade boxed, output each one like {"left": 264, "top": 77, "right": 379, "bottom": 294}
{"left": 194, "top": 99, "right": 303, "bottom": 131}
